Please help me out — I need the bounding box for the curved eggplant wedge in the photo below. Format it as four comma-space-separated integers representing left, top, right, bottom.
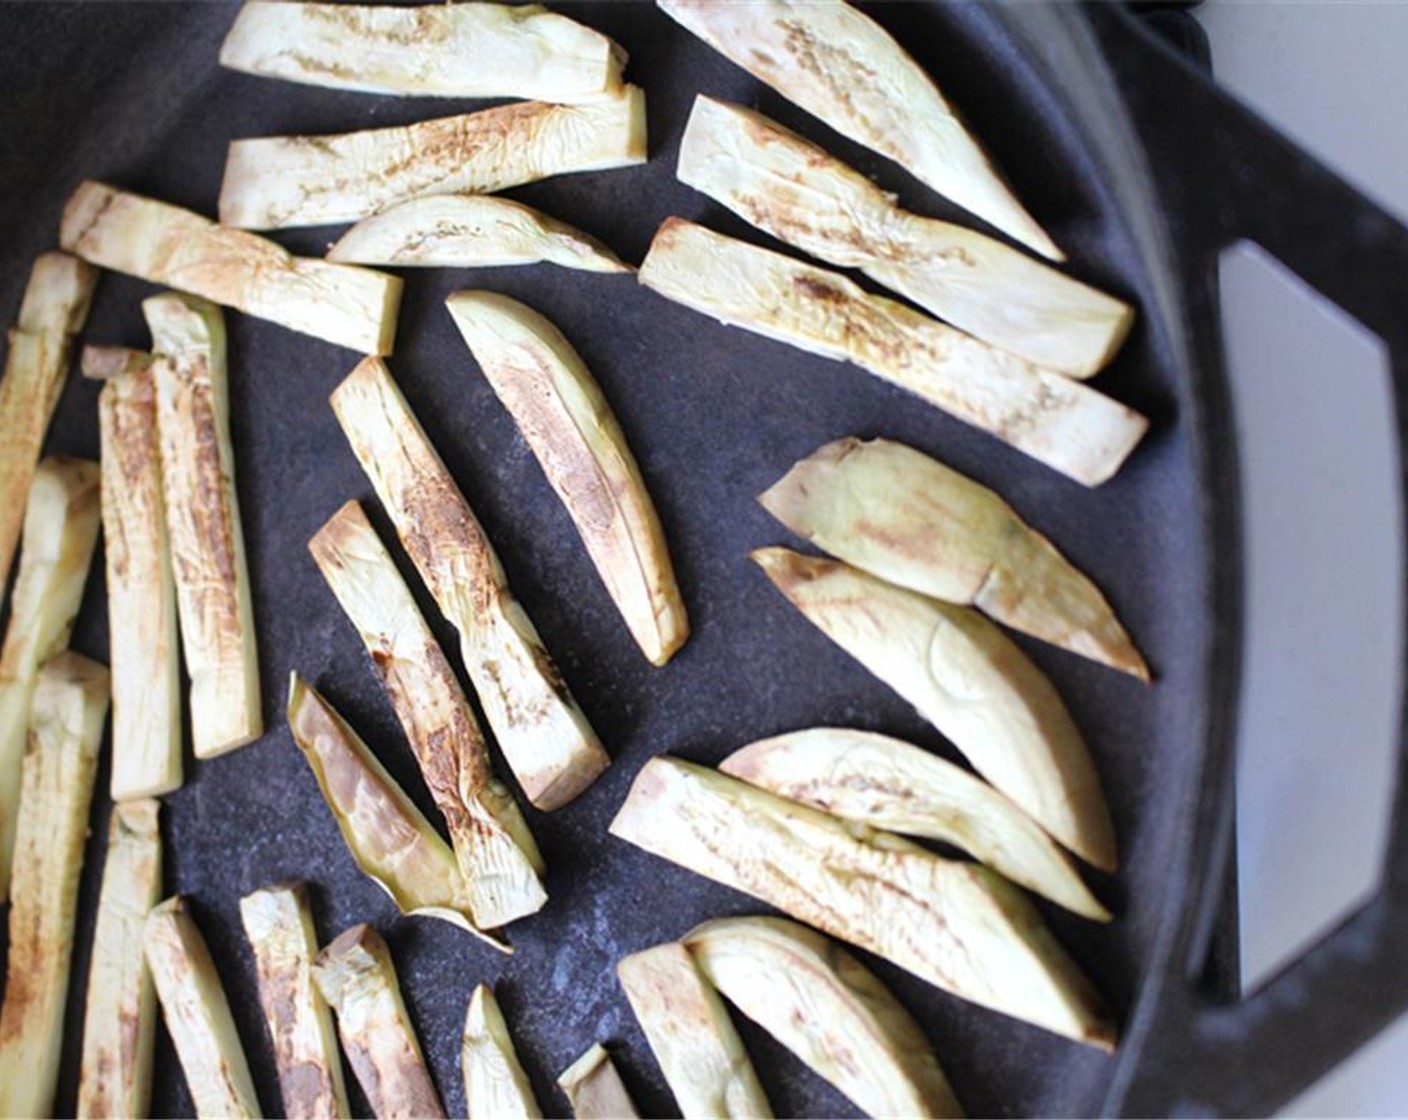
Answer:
760, 437, 1149, 681
330, 195, 630, 274
684, 916, 963, 1119
446, 292, 687, 667
609, 758, 1115, 1049
751, 548, 1116, 871
722, 728, 1110, 921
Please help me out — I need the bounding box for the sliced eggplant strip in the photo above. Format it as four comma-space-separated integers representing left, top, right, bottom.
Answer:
610, 758, 1114, 1049
331, 357, 608, 810
90, 346, 184, 800
314, 924, 446, 1120
309, 500, 546, 930
329, 195, 631, 274
558, 1044, 639, 1120
446, 291, 687, 666
685, 916, 962, 1119
77, 799, 163, 1120
656, 0, 1060, 260
220, 87, 647, 230
0, 653, 109, 1119
751, 548, 1116, 871
285, 672, 506, 949
144, 897, 263, 1120
145, 293, 262, 758
461, 983, 542, 1120
221, 1, 626, 102
0, 252, 97, 602
722, 728, 1109, 921
760, 436, 1149, 681
617, 941, 770, 1119
678, 97, 1131, 377
0, 456, 101, 902
61, 181, 401, 354
240, 882, 350, 1120
638, 219, 1145, 486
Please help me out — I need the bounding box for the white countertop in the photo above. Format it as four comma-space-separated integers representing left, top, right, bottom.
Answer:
1192, 4, 1407, 1114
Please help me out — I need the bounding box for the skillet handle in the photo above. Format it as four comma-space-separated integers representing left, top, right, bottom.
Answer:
1089, 9, 1408, 1116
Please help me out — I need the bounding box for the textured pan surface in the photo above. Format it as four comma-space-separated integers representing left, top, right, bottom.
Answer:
0, 3, 1210, 1116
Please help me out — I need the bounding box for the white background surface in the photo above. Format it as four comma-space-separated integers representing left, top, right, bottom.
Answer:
1191, 3, 1407, 1114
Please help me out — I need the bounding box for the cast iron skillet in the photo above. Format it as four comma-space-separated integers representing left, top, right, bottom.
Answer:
0, 2, 1404, 1116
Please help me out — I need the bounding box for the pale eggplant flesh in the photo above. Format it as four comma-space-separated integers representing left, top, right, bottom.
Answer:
751, 548, 1117, 871
445, 290, 688, 667
220, 87, 648, 231
759, 436, 1149, 681
677, 96, 1131, 377
143, 896, 263, 1119
220, 1, 627, 103
309, 499, 547, 931
656, 0, 1062, 260
637, 218, 1146, 487
721, 728, 1110, 921
461, 983, 543, 1120
616, 941, 772, 1119
557, 1044, 640, 1120
285, 672, 509, 950
684, 915, 964, 1119
609, 757, 1116, 1049
329, 194, 631, 274
0, 653, 110, 1119
314, 924, 446, 1120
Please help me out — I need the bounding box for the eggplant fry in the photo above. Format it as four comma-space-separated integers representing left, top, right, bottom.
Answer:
331, 357, 608, 810
0, 653, 110, 1119
638, 219, 1145, 487
220, 88, 647, 230
446, 291, 687, 666
145, 293, 262, 759
330, 195, 630, 274
314, 924, 446, 1120
722, 728, 1110, 921
0, 251, 97, 603
0, 457, 101, 902
684, 916, 962, 1119
759, 436, 1149, 681
610, 757, 1115, 1049
751, 548, 1116, 870
144, 897, 263, 1119
221, 1, 626, 102
87, 345, 184, 800
61, 181, 401, 354
240, 883, 350, 1120
309, 500, 546, 929
656, 0, 1061, 259
678, 97, 1131, 377
461, 983, 542, 1120
285, 672, 506, 949
557, 1044, 639, 1120
617, 941, 770, 1119
77, 799, 163, 1120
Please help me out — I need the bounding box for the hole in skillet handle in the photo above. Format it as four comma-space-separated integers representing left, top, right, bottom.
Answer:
1090, 7, 1408, 1117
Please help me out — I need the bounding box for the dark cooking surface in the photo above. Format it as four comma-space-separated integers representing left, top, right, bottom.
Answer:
0, 3, 1213, 1116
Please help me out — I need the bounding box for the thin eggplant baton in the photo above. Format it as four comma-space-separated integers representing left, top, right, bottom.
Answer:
446, 291, 688, 667
220, 1, 627, 103
331, 356, 609, 810
638, 218, 1146, 487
